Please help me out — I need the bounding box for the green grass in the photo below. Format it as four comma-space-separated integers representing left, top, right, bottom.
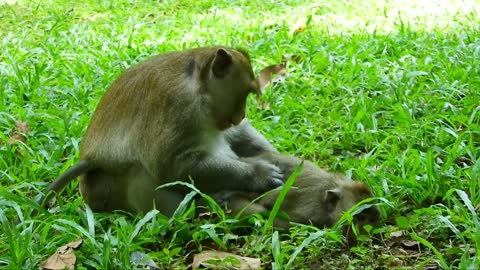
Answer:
1, 0, 480, 268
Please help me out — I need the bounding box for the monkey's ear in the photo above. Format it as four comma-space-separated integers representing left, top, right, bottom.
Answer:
324, 188, 341, 210
211, 48, 233, 78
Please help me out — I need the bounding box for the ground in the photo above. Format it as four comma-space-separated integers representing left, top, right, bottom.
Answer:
0, 0, 479, 269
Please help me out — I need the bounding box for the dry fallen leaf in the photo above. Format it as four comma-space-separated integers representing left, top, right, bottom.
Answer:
401, 240, 420, 248
8, 133, 26, 145
15, 120, 29, 133
258, 64, 286, 94
8, 120, 29, 145
390, 230, 404, 238
43, 238, 83, 270
192, 250, 261, 270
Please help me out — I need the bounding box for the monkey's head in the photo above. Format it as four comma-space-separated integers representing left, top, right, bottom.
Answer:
203, 48, 259, 130
328, 181, 381, 228
297, 181, 380, 229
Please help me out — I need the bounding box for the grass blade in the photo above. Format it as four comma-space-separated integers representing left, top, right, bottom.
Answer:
271, 231, 283, 270
129, 209, 160, 243
410, 233, 448, 269
286, 230, 325, 267
263, 161, 304, 234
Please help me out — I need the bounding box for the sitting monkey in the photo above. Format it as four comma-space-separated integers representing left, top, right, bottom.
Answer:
39, 47, 284, 217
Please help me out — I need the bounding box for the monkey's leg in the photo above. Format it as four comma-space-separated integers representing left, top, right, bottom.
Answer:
211, 190, 290, 229
80, 165, 184, 216
80, 168, 130, 212
177, 152, 283, 194
223, 119, 277, 157
124, 166, 185, 217
218, 192, 269, 216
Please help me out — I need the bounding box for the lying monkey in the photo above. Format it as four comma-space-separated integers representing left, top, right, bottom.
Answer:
210, 151, 381, 229
39, 47, 285, 216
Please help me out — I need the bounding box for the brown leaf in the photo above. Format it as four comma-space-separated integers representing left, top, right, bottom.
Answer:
43, 238, 83, 270
257, 64, 286, 94
15, 120, 29, 134
8, 120, 29, 145
192, 250, 261, 270
8, 133, 26, 145
66, 238, 83, 249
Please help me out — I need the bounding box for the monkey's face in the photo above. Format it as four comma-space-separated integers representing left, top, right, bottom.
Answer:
206, 48, 258, 130
306, 183, 380, 230
278, 186, 340, 229
344, 203, 381, 244
335, 183, 381, 228
352, 205, 381, 228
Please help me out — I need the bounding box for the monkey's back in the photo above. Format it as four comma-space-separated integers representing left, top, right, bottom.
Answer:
259, 152, 342, 188
80, 49, 213, 168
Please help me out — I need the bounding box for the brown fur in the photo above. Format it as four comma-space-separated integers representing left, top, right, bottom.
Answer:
213, 152, 381, 229
40, 47, 284, 216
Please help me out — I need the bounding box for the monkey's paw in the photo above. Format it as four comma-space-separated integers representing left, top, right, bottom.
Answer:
209, 191, 231, 206
271, 165, 284, 186
251, 160, 284, 191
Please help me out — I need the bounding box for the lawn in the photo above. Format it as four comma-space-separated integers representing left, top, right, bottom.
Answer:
1, 0, 479, 268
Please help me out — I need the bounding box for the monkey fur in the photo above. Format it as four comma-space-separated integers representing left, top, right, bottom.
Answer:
39, 47, 284, 216
211, 151, 381, 230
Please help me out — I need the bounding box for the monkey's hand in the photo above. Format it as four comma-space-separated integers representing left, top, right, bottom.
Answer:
209, 191, 235, 206
179, 153, 283, 193
241, 157, 284, 191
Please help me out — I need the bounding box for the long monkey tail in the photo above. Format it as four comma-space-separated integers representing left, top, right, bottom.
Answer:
39, 160, 95, 207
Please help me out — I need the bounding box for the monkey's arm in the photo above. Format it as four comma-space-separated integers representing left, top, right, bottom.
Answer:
175, 153, 283, 193
223, 119, 277, 157
211, 191, 269, 215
